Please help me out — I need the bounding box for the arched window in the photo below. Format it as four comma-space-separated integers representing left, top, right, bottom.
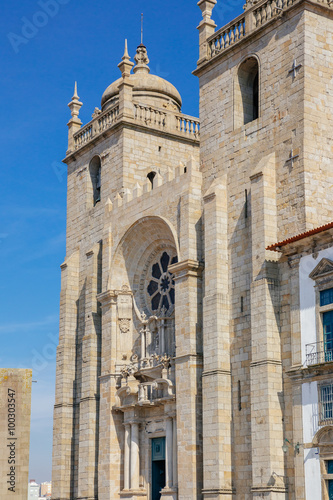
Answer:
89, 156, 101, 206
237, 57, 259, 126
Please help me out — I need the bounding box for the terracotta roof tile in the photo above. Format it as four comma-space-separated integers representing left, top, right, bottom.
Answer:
266, 221, 333, 252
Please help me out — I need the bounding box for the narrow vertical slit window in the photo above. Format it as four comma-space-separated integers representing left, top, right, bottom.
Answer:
238, 380, 242, 411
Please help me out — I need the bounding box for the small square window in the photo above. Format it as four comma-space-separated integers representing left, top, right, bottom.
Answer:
320, 288, 333, 306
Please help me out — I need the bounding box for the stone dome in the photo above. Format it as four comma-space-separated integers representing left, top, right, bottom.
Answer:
101, 44, 182, 112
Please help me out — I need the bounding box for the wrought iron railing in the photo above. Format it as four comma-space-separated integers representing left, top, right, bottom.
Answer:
306, 341, 333, 365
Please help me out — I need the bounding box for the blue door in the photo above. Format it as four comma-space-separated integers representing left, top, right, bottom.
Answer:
328, 461, 333, 499
151, 438, 165, 500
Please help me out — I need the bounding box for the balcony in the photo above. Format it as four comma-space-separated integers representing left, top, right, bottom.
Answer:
306, 341, 333, 366
71, 102, 200, 155
138, 379, 175, 405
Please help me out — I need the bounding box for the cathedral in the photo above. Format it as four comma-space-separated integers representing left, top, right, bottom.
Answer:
52, 0, 333, 499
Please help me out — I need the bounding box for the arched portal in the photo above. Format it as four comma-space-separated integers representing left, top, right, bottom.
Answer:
111, 216, 180, 314
313, 426, 333, 500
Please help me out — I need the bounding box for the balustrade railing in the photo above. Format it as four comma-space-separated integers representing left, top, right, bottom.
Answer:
306, 341, 333, 365
176, 115, 200, 137
72, 102, 199, 153
74, 104, 119, 150
138, 382, 162, 402
134, 104, 167, 128
97, 105, 119, 133
208, 14, 246, 57
74, 123, 93, 149
206, 0, 333, 61
138, 379, 174, 404
252, 0, 297, 27
253, 0, 277, 27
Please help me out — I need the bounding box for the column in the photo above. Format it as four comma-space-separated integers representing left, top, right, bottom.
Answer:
130, 422, 140, 491
124, 423, 131, 491
160, 318, 165, 355
165, 417, 173, 488
172, 417, 178, 488
140, 327, 146, 359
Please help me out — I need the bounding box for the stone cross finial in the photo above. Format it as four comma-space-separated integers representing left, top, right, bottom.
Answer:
133, 44, 150, 74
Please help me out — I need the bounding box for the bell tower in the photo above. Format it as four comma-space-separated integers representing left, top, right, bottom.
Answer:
52, 39, 201, 500
195, 0, 333, 498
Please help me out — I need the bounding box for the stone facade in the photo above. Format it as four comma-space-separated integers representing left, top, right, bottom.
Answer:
0, 368, 32, 500
52, 0, 333, 498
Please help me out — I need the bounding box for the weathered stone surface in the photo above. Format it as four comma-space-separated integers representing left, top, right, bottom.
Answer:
52, 2, 333, 497
0, 369, 32, 500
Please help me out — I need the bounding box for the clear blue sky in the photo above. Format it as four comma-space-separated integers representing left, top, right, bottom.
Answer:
0, 0, 243, 484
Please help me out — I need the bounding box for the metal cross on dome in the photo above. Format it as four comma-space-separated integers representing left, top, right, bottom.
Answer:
141, 13, 144, 45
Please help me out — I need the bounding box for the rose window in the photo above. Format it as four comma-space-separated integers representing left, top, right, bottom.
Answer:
147, 251, 177, 312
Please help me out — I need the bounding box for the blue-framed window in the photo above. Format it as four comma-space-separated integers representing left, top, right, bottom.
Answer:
320, 288, 333, 306
323, 311, 333, 362
321, 383, 333, 422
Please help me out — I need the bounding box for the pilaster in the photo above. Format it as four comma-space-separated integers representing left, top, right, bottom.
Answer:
78, 243, 102, 499
202, 176, 233, 500
169, 259, 203, 500
286, 256, 305, 498
249, 156, 287, 499
97, 290, 122, 500
289, 256, 302, 369
52, 250, 80, 500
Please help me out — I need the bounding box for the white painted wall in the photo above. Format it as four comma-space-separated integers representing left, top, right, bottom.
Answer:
299, 248, 333, 364
302, 381, 319, 443
304, 448, 321, 500
302, 382, 321, 500
299, 248, 333, 500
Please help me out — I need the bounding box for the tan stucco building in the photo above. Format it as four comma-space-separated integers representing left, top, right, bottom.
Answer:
52, 0, 333, 498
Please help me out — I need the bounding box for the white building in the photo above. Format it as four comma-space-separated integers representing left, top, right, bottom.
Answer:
28, 479, 39, 500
